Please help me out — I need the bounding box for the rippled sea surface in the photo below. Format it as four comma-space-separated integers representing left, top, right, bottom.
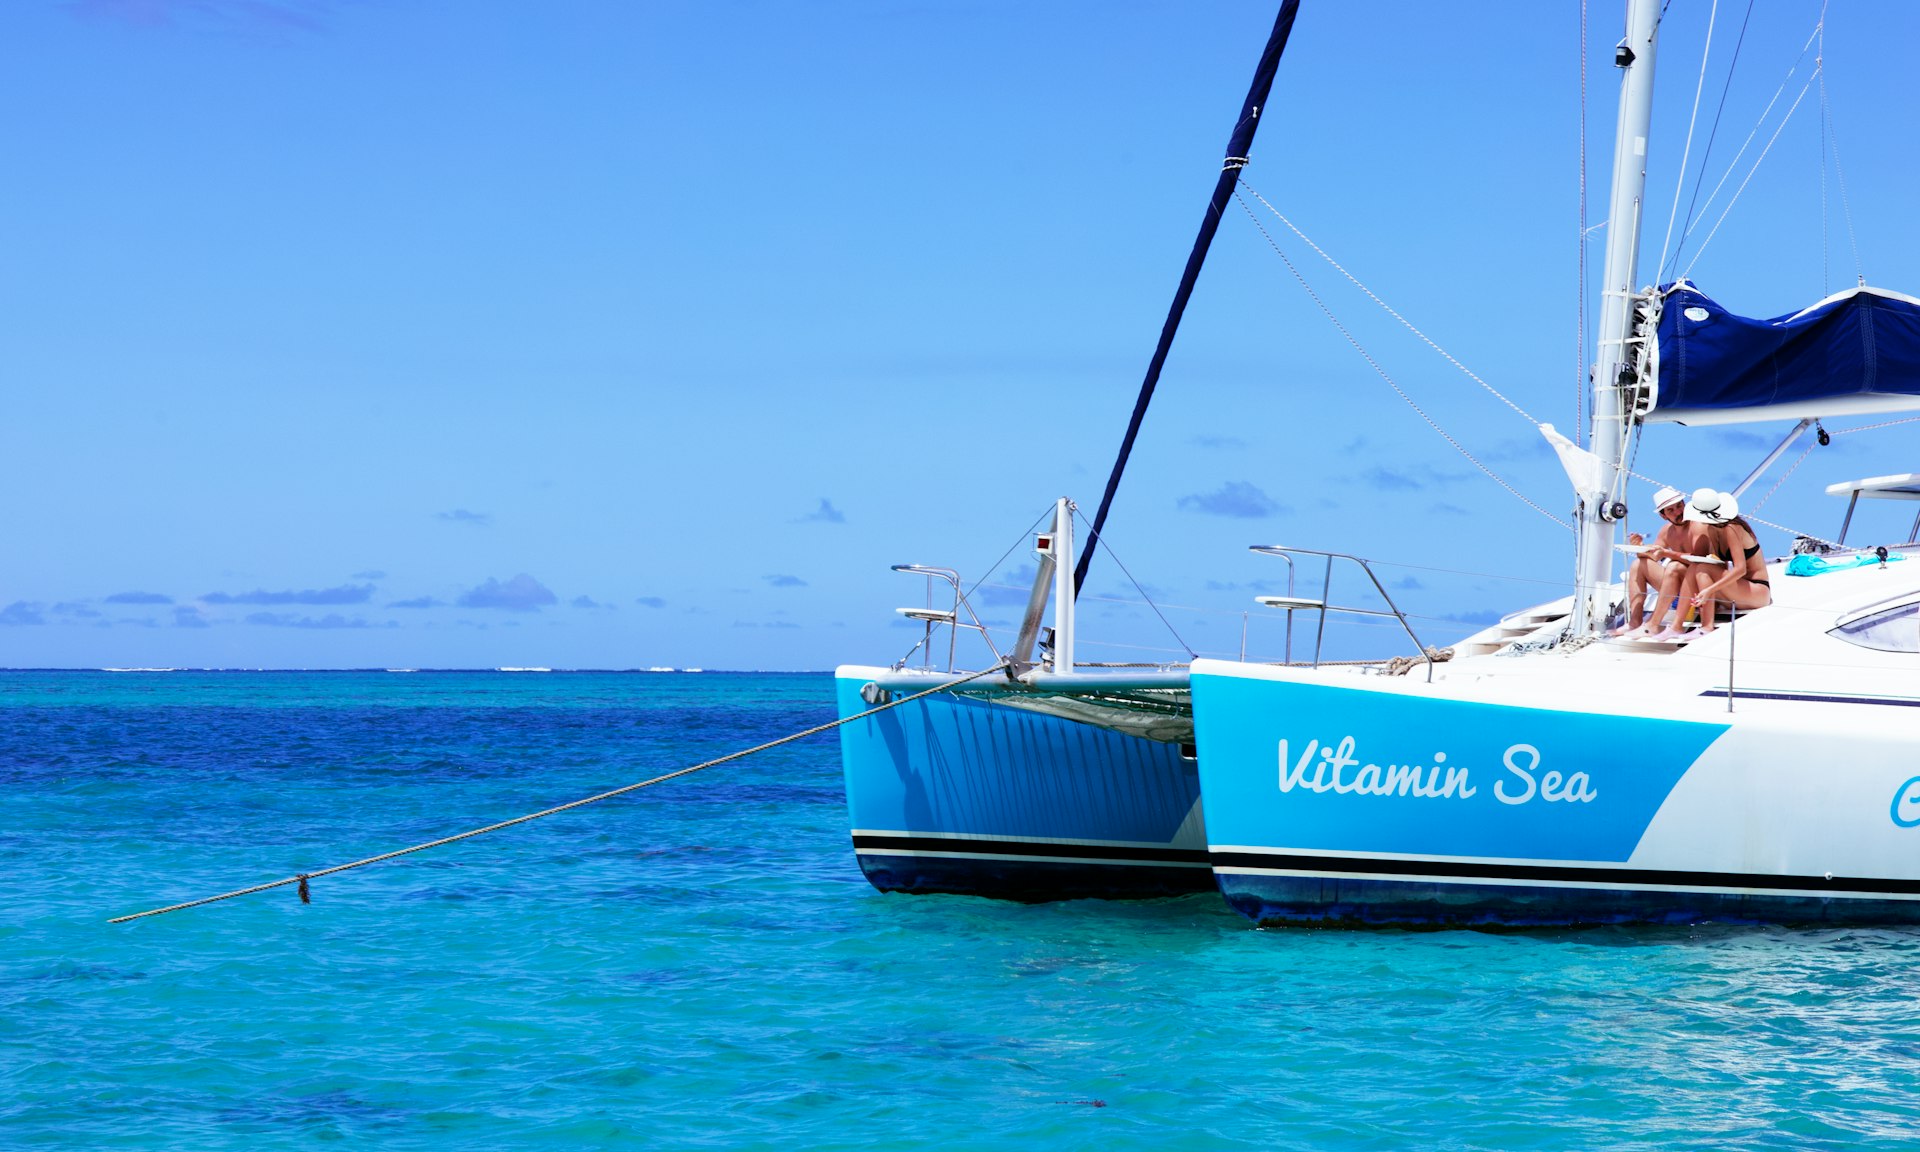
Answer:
7, 670, 1920, 1149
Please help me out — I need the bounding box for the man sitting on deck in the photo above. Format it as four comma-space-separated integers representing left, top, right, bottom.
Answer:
1613, 486, 1702, 636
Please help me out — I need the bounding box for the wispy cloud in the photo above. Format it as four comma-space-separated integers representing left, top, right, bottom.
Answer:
1363, 464, 1473, 490
388, 596, 445, 609
436, 509, 493, 527
245, 612, 392, 629
66, 0, 331, 33
0, 602, 46, 626
570, 595, 616, 610
1177, 481, 1286, 519
106, 591, 173, 604
733, 620, 801, 629
1392, 576, 1426, 591
1362, 466, 1422, 491
457, 574, 557, 611
799, 498, 846, 524
1441, 609, 1503, 626
1189, 434, 1247, 450
1710, 429, 1781, 452
52, 602, 103, 618
635, 596, 667, 609
173, 605, 212, 629
352, 570, 387, 581
977, 563, 1038, 606
203, 584, 373, 606
1427, 502, 1470, 517
1479, 437, 1553, 463
764, 574, 808, 588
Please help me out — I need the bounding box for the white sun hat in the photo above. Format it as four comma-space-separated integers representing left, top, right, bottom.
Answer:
1684, 487, 1739, 525
1652, 486, 1686, 511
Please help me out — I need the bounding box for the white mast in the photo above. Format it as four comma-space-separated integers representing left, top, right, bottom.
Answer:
1574, 0, 1661, 635
1050, 497, 1076, 671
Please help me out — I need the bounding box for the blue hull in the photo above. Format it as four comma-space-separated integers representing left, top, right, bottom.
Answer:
836, 672, 1210, 901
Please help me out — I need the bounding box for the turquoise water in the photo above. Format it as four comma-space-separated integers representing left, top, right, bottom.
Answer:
6, 670, 1920, 1148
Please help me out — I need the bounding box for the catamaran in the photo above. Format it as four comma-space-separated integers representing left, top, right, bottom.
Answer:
1192, 0, 1920, 926
839, 0, 1920, 925
833, 2, 1306, 901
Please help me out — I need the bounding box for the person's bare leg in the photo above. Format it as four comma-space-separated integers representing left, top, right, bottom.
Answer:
1614, 560, 1651, 635
1694, 568, 1721, 633
1639, 565, 1681, 634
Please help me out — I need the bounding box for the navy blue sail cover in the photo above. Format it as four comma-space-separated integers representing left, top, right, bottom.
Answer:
1654, 282, 1920, 413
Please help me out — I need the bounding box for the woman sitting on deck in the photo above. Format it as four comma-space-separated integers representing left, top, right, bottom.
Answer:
1681, 489, 1771, 635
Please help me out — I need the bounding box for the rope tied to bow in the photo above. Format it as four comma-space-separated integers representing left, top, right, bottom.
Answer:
111, 664, 1010, 924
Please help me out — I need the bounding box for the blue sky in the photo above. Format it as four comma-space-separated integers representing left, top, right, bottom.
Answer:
5, 0, 1920, 669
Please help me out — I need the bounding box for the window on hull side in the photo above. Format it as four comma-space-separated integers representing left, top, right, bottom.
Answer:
1831, 599, 1920, 653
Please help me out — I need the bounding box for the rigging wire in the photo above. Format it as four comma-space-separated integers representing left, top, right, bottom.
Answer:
1681, 64, 1820, 279
1678, 18, 1825, 278
1575, 0, 1589, 449
1624, 413, 1920, 544
889, 502, 1051, 671
1819, 37, 1829, 294
1673, 15, 1817, 261
1832, 415, 1920, 438
1071, 507, 1196, 658
1235, 179, 1543, 427
1663, 0, 1755, 281
1815, 8, 1863, 288
1746, 438, 1818, 514
1230, 188, 1571, 532
1615, 457, 1820, 545
1631, 472, 1820, 543
960, 503, 1055, 605
1656, 0, 1720, 279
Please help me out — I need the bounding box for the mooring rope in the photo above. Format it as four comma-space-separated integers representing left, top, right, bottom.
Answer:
109, 663, 1011, 924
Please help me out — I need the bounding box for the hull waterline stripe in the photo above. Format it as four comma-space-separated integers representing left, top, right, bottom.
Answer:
1208, 850, 1920, 897
857, 848, 1211, 870
853, 833, 1208, 867
1696, 688, 1920, 708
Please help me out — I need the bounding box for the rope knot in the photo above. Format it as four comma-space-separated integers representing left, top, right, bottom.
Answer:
296, 874, 311, 904
1222, 156, 1250, 172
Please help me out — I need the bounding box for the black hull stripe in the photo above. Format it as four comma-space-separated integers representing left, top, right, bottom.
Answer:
852, 833, 1208, 866
1697, 688, 1920, 708
1209, 850, 1920, 897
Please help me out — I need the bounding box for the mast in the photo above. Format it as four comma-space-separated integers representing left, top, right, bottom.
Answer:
1574, 0, 1661, 636
1073, 0, 1303, 599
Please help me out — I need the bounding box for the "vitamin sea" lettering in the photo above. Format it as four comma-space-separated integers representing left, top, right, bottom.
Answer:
1276, 737, 1598, 806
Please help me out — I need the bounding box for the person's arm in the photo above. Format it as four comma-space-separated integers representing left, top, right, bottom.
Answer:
1692, 529, 1755, 603
1648, 524, 1691, 562
1692, 572, 1738, 604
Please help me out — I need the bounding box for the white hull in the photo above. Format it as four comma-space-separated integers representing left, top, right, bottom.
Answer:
1190, 557, 1920, 925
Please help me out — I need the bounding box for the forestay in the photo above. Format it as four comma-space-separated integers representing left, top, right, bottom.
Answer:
1644, 281, 1920, 426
